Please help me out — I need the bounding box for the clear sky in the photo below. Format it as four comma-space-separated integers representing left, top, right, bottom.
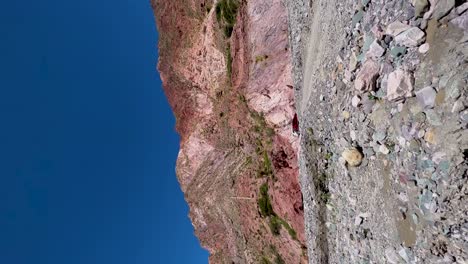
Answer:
0, 1, 208, 263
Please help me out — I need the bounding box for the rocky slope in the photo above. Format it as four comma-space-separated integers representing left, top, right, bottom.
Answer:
153, 0, 307, 263
288, 0, 467, 263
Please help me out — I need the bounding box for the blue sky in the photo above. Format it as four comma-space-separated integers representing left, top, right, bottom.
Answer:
0, 1, 208, 263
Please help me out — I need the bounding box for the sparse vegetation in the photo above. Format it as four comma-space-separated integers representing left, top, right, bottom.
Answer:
269, 216, 281, 235
261, 151, 273, 177
278, 218, 297, 240
255, 54, 269, 63
215, 0, 239, 37
258, 183, 274, 217
317, 173, 331, 204
368, 94, 380, 101
260, 256, 271, 264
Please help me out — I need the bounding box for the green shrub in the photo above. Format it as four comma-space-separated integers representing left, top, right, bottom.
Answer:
260, 256, 271, 264
215, 0, 239, 37
258, 183, 274, 217
274, 254, 285, 264
269, 216, 281, 235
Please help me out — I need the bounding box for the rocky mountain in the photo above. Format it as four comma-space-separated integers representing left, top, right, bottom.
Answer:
153, 0, 468, 262
153, 0, 307, 263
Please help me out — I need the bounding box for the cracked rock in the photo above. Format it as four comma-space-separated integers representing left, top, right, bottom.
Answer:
395, 27, 426, 47
386, 69, 414, 101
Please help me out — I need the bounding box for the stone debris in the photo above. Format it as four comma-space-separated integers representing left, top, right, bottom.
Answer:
433, 0, 456, 20
386, 69, 414, 101
395, 27, 425, 47
354, 59, 380, 92
287, 0, 468, 262
366, 40, 385, 59
351, 95, 361, 107
451, 11, 468, 32
418, 43, 430, 53
413, 0, 429, 17
415, 86, 437, 108
385, 21, 412, 36
342, 148, 363, 167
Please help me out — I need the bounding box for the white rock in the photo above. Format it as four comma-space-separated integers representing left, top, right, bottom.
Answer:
432, 152, 447, 164
385, 248, 401, 264
386, 69, 414, 101
415, 86, 437, 108
385, 21, 412, 36
451, 100, 464, 113
379, 144, 390, 154
395, 27, 425, 47
352, 95, 361, 107
350, 130, 357, 141
354, 216, 363, 226
349, 52, 358, 72
418, 129, 425, 138
398, 136, 406, 146
418, 43, 430, 53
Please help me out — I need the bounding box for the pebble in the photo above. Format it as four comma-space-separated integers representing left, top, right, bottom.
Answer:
451, 100, 464, 113
343, 111, 351, 119
352, 95, 361, 107
418, 43, 430, 53
415, 86, 437, 108
379, 144, 390, 154
424, 129, 436, 144
372, 130, 387, 142
461, 110, 468, 122
342, 148, 364, 167
354, 216, 363, 226
350, 130, 357, 141
447, 77, 462, 100
425, 109, 442, 126
349, 52, 358, 71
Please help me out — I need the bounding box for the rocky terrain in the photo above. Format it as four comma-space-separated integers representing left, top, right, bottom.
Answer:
153, 0, 467, 262
287, 0, 468, 263
153, 0, 307, 263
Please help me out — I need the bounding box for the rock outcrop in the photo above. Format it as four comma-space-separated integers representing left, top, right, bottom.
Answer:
152, 0, 306, 263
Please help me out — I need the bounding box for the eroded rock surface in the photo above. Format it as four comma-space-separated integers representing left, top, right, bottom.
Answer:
153, 0, 306, 263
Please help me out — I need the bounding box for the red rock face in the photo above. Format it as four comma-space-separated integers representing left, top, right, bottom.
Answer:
153, 0, 306, 263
